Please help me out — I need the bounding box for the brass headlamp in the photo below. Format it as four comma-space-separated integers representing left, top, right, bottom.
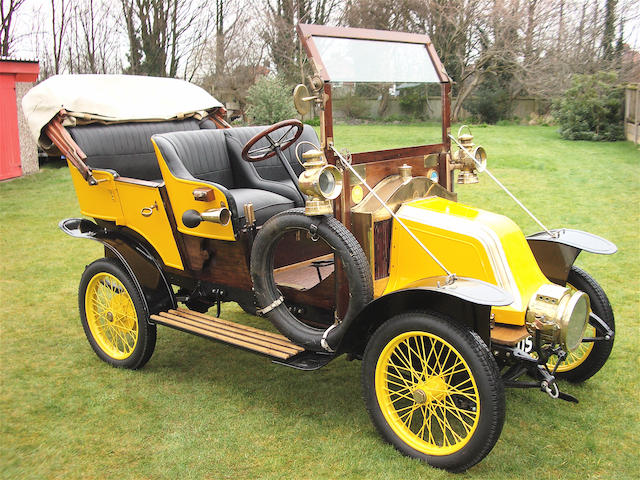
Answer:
450, 126, 487, 184
525, 283, 590, 351
298, 149, 343, 216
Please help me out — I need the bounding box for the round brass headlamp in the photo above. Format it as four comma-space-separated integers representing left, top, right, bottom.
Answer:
525, 284, 590, 352
298, 149, 343, 215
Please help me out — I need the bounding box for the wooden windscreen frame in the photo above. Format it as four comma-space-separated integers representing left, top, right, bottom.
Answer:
296, 23, 453, 190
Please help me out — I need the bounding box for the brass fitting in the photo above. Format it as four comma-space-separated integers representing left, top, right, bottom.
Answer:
525, 283, 590, 351
450, 126, 487, 184
298, 149, 343, 216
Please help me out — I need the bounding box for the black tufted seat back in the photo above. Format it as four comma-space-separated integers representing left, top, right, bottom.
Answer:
68, 118, 216, 181
153, 129, 235, 187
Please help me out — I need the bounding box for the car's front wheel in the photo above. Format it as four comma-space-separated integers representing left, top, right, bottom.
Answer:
547, 266, 615, 382
362, 311, 504, 472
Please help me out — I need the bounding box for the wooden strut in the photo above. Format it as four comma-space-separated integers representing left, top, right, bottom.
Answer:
44, 112, 96, 184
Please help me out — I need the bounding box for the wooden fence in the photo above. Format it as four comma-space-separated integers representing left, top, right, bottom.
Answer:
625, 84, 639, 144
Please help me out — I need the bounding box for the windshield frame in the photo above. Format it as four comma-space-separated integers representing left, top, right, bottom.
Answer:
297, 23, 453, 222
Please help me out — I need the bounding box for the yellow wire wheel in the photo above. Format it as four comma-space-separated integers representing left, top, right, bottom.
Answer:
363, 312, 504, 472
548, 266, 615, 382
79, 258, 156, 369
375, 331, 480, 455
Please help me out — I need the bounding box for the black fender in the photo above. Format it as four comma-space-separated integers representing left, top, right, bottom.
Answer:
527, 229, 617, 285
59, 218, 176, 317
337, 276, 513, 356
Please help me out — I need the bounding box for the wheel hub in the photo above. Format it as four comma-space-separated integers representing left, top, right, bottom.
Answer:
106, 311, 114, 322
412, 376, 448, 404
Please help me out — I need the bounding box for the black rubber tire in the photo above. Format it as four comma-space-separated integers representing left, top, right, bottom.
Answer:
79, 258, 156, 369
362, 311, 505, 473
237, 299, 257, 316
250, 208, 373, 351
555, 266, 615, 383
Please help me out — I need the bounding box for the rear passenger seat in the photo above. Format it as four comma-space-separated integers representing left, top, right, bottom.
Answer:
68, 118, 217, 182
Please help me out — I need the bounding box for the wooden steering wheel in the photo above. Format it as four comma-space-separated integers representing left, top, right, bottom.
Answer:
241, 119, 304, 162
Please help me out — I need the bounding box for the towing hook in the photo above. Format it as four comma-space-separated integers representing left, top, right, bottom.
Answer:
541, 380, 559, 399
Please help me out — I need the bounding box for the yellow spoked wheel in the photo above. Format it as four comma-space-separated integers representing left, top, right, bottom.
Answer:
547, 266, 614, 382
375, 331, 479, 456
363, 312, 504, 472
79, 258, 156, 369
546, 326, 595, 373
85, 272, 139, 359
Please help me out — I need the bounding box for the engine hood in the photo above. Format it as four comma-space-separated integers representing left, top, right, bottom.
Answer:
384, 196, 550, 325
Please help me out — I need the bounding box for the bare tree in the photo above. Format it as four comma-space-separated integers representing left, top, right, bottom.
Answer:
262, 0, 340, 83
198, 0, 269, 114
1, 0, 27, 56
66, 1, 121, 74
51, 0, 71, 74
120, 0, 212, 78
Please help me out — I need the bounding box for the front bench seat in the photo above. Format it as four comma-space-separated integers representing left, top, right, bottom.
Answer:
224, 125, 321, 207
152, 129, 295, 230
68, 118, 216, 181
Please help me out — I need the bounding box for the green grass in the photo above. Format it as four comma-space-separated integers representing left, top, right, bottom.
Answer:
1, 125, 639, 479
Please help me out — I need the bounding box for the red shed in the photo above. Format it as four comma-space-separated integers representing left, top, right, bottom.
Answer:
0, 58, 40, 181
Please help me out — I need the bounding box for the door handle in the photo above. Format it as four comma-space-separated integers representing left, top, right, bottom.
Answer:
141, 201, 158, 217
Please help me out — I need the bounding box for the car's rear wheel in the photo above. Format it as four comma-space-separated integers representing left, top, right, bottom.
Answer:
79, 258, 156, 369
362, 311, 504, 472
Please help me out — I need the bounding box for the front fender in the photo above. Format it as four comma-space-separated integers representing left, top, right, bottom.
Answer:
338, 276, 512, 356
59, 218, 176, 316
527, 229, 616, 284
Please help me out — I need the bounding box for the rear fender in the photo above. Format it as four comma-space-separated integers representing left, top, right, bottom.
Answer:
527, 229, 616, 284
59, 218, 176, 317
338, 276, 512, 356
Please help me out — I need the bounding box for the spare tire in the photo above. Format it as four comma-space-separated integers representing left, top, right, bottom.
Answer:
250, 208, 373, 351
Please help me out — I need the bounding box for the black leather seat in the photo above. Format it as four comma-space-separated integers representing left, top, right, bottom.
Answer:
68, 118, 216, 181
152, 129, 295, 229
224, 125, 320, 206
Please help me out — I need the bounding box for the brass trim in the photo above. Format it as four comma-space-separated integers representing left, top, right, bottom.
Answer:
348, 164, 366, 185
424, 153, 438, 168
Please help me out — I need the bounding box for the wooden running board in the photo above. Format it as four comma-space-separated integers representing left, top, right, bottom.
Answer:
150, 308, 305, 360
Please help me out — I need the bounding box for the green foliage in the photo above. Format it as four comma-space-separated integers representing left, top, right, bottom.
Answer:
465, 80, 512, 124
303, 117, 321, 126
245, 76, 296, 125
334, 93, 369, 120
552, 72, 624, 141
399, 85, 429, 119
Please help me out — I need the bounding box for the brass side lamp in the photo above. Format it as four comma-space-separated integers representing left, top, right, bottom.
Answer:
298, 149, 343, 216
450, 125, 487, 184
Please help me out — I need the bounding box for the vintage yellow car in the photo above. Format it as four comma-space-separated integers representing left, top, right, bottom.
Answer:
22, 24, 616, 472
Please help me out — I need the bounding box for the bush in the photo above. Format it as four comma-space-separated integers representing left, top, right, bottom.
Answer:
464, 80, 512, 124
334, 93, 369, 120
246, 76, 297, 124
552, 72, 624, 141
399, 85, 429, 119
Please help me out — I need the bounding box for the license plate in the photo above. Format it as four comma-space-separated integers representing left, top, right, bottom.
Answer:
516, 336, 534, 353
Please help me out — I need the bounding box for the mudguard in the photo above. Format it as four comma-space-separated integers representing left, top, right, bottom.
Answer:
338, 276, 513, 356
527, 229, 616, 285
59, 218, 176, 316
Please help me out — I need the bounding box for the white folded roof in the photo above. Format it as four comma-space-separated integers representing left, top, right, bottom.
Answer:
22, 74, 223, 145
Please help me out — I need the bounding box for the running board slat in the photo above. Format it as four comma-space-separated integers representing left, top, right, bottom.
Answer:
150, 308, 305, 360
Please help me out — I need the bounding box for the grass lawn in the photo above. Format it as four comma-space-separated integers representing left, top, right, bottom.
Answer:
1, 124, 639, 479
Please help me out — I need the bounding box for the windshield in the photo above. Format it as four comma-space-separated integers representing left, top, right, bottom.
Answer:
298, 24, 450, 158
312, 36, 440, 84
